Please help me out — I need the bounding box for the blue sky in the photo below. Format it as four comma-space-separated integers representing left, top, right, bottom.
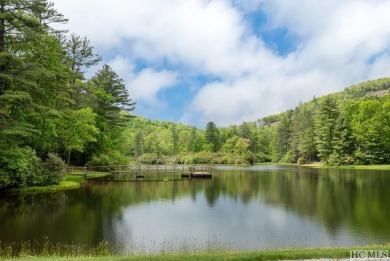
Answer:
53, 0, 390, 127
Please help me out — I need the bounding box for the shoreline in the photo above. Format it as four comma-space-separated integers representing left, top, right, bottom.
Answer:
2, 244, 389, 261
3, 173, 111, 194
3, 163, 389, 194
299, 164, 390, 170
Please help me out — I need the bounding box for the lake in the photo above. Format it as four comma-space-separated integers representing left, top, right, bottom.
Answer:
0, 165, 389, 253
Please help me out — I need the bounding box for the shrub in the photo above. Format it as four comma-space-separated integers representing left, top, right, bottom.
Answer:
256, 152, 272, 163
297, 156, 310, 165
164, 156, 179, 164
136, 153, 159, 164
0, 147, 41, 189
41, 153, 66, 185
280, 151, 294, 163
87, 154, 112, 166
87, 152, 129, 166
0, 170, 11, 189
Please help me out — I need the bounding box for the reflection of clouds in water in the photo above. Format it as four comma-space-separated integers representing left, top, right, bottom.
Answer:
111, 212, 133, 248
268, 208, 287, 230
110, 192, 360, 253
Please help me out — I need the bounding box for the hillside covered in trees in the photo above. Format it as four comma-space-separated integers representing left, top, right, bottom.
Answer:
124, 78, 389, 166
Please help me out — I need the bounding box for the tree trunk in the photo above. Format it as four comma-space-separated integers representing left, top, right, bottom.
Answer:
0, 2, 6, 128
67, 149, 71, 166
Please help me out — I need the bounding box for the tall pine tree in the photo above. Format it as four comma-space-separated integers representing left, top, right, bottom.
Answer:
314, 97, 339, 163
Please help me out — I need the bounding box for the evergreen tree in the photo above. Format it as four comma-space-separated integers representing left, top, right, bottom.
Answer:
314, 97, 339, 163
171, 124, 178, 155
65, 34, 101, 85
290, 106, 316, 163
0, 0, 67, 146
273, 112, 292, 162
133, 131, 143, 157
329, 112, 355, 165
83, 65, 135, 164
205, 121, 220, 152
89, 64, 135, 128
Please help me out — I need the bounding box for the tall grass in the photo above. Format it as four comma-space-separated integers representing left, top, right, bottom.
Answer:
0, 238, 114, 259
1, 237, 389, 260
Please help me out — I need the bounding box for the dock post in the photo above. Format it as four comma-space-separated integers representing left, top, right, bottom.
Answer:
83, 166, 87, 180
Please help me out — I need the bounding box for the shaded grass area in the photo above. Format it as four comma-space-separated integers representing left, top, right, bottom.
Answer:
10, 181, 81, 193
6, 173, 111, 194
301, 164, 390, 170
2, 244, 389, 261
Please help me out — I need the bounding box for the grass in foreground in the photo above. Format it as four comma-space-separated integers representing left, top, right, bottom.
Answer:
1, 243, 389, 261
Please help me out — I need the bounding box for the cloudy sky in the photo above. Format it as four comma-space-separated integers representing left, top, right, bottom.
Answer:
52, 0, 390, 127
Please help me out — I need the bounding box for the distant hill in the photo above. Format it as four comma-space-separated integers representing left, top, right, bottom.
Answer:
259, 77, 390, 125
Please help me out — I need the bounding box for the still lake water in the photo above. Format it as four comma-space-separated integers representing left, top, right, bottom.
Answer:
1, 165, 389, 253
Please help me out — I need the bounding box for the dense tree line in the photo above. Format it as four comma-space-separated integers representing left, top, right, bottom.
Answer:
124, 116, 272, 165
126, 78, 390, 166
272, 78, 390, 165
0, 1, 134, 189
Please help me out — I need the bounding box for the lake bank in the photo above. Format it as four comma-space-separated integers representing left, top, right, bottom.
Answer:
2, 244, 389, 261
300, 164, 390, 170
4, 173, 111, 194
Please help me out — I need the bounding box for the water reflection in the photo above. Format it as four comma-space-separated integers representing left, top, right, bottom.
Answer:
0, 165, 389, 252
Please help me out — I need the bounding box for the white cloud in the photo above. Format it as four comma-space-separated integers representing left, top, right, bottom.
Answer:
53, 0, 390, 126
107, 55, 177, 104
127, 69, 177, 103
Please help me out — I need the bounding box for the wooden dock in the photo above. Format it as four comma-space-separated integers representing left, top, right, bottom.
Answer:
78, 165, 212, 181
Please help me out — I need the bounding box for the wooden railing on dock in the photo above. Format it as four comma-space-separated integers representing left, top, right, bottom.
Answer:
68, 165, 212, 180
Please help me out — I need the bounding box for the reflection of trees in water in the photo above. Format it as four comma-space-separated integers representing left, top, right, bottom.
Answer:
210, 167, 390, 237
0, 192, 68, 242
1, 167, 389, 246
92, 170, 389, 240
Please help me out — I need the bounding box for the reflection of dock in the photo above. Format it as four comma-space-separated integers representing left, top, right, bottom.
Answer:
79, 165, 212, 181
181, 167, 212, 179
181, 173, 212, 178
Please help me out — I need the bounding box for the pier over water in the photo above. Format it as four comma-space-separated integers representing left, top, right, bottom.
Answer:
69, 165, 212, 181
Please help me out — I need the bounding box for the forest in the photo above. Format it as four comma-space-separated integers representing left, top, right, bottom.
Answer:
124, 78, 390, 167
0, 1, 134, 189
0, 1, 389, 190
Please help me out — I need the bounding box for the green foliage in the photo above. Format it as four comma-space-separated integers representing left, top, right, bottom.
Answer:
205, 121, 221, 152
272, 112, 292, 162
0, 0, 387, 191
0, 2, 136, 189
59, 107, 99, 153
41, 153, 66, 185
314, 96, 339, 163
0, 148, 66, 189
65, 33, 102, 84
350, 98, 390, 164
87, 151, 129, 166
0, 147, 41, 189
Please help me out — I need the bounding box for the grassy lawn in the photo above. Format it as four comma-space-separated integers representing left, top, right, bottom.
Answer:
301, 164, 390, 170
4, 244, 390, 261
11, 180, 81, 193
